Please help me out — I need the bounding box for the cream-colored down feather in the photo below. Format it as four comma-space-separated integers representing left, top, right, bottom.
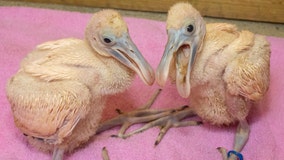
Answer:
6, 10, 154, 156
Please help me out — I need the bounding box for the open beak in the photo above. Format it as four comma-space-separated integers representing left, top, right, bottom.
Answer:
156, 29, 198, 98
109, 33, 155, 85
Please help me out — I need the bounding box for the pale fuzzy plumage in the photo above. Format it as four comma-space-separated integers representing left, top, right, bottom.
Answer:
90, 3, 271, 160
167, 2, 202, 30
151, 3, 271, 158
191, 25, 270, 125
6, 9, 151, 155
86, 10, 128, 37
166, 2, 270, 125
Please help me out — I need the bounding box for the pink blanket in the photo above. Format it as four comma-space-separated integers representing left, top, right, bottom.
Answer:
1, 7, 283, 160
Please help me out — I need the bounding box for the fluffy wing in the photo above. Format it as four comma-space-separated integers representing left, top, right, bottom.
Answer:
6, 39, 97, 144
21, 38, 97, 82
6, 71, 92, 144
223, 31, 270, 101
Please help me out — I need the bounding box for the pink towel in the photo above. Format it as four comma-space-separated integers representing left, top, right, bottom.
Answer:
1, 7, 283, 160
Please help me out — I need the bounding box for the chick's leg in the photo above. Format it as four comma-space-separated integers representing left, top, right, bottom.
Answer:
218, 119, 250, 160
134, 105, 201, 146
52, 147, 64, 160
97, 89, 202, 145
96, 89, 163, 136
234, 120, 250, 153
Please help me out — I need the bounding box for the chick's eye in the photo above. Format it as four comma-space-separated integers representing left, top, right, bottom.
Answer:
187, 24, 194, 33
103, 38, 112, 44
101, 35, 116, 45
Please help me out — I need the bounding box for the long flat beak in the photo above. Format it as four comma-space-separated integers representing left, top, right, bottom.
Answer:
156, 29, 198, 98
110, 34, 155, 85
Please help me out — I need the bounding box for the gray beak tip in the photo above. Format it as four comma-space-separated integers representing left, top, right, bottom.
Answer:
155, 67, 168, 87
145, 69, 155, 86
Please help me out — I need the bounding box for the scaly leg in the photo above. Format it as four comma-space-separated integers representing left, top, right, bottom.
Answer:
121, 105, 201, 145
52, 147, 64, 160
97, 89, 202, 145
218, 119, 250, 160
96, 89, 164, 135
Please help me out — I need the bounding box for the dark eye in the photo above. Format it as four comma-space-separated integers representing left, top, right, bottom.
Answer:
103, 38, 112, 44
187, 24, 194, 33
101, 35, 116, 45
